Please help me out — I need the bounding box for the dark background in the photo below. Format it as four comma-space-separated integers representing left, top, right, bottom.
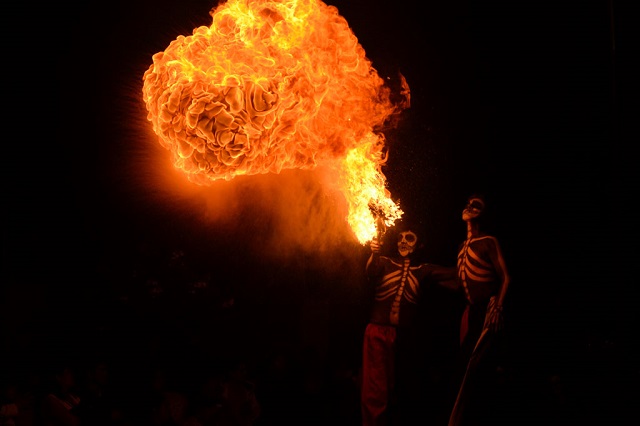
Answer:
4, 0, 637, 424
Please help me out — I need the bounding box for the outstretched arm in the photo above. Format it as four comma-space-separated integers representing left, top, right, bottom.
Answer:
435, 277, 461, 292
429, 265, 460, 292
365, 238, 382, 277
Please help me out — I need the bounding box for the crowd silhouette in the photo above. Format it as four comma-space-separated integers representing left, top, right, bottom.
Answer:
2, 237, 637, 426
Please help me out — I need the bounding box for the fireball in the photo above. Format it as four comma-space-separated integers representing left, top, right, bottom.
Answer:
142, 0, 409, 244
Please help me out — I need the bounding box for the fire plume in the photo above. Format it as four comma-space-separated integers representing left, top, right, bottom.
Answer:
142, 0, 409, 244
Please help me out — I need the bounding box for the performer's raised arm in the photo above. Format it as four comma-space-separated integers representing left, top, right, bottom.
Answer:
365, 237, 382, 276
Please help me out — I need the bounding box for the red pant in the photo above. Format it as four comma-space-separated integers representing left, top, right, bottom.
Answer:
361, 323, 397, 426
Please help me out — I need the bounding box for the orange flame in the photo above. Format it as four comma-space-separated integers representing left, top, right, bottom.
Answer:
142, 0, 409, 244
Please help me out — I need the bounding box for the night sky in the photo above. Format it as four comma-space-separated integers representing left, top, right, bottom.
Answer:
4, 0, 637, 419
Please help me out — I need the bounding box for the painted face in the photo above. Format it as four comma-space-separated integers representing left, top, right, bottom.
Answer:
397, 231, 418, 257
462, 197, 485, 221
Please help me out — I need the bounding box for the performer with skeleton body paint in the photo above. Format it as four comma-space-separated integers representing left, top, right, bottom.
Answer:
361, 221, 456, 426
448, 194, 511, 426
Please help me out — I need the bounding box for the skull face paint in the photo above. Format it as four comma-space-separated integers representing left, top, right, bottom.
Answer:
397, 231, 418, 257
462, 197, 485, 221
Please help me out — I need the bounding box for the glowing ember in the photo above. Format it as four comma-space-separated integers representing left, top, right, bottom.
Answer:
142, 0, 409, 244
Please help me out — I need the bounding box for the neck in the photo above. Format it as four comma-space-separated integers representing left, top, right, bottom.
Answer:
466, 222, 479, 239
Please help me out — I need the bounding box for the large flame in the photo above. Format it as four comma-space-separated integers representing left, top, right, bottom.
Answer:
142, 0, 409, 244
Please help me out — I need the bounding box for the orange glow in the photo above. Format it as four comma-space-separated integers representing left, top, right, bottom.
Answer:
142, 0, 409, 244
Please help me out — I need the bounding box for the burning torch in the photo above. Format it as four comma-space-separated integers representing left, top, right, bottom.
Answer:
369, 202, 388, 243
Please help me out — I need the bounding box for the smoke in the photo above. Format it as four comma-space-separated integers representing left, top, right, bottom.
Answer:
189, 167, 361, 263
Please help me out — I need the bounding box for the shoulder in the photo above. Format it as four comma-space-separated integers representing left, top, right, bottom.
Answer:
473, 235, 500, 246
413, 262, 439, 272
472, 235, 505, 255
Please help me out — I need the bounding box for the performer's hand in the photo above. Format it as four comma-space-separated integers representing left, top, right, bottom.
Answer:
370, 238, 381, 254
488, 305, 504, 332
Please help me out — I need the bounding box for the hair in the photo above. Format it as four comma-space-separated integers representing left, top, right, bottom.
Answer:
393, 216, 424, 242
